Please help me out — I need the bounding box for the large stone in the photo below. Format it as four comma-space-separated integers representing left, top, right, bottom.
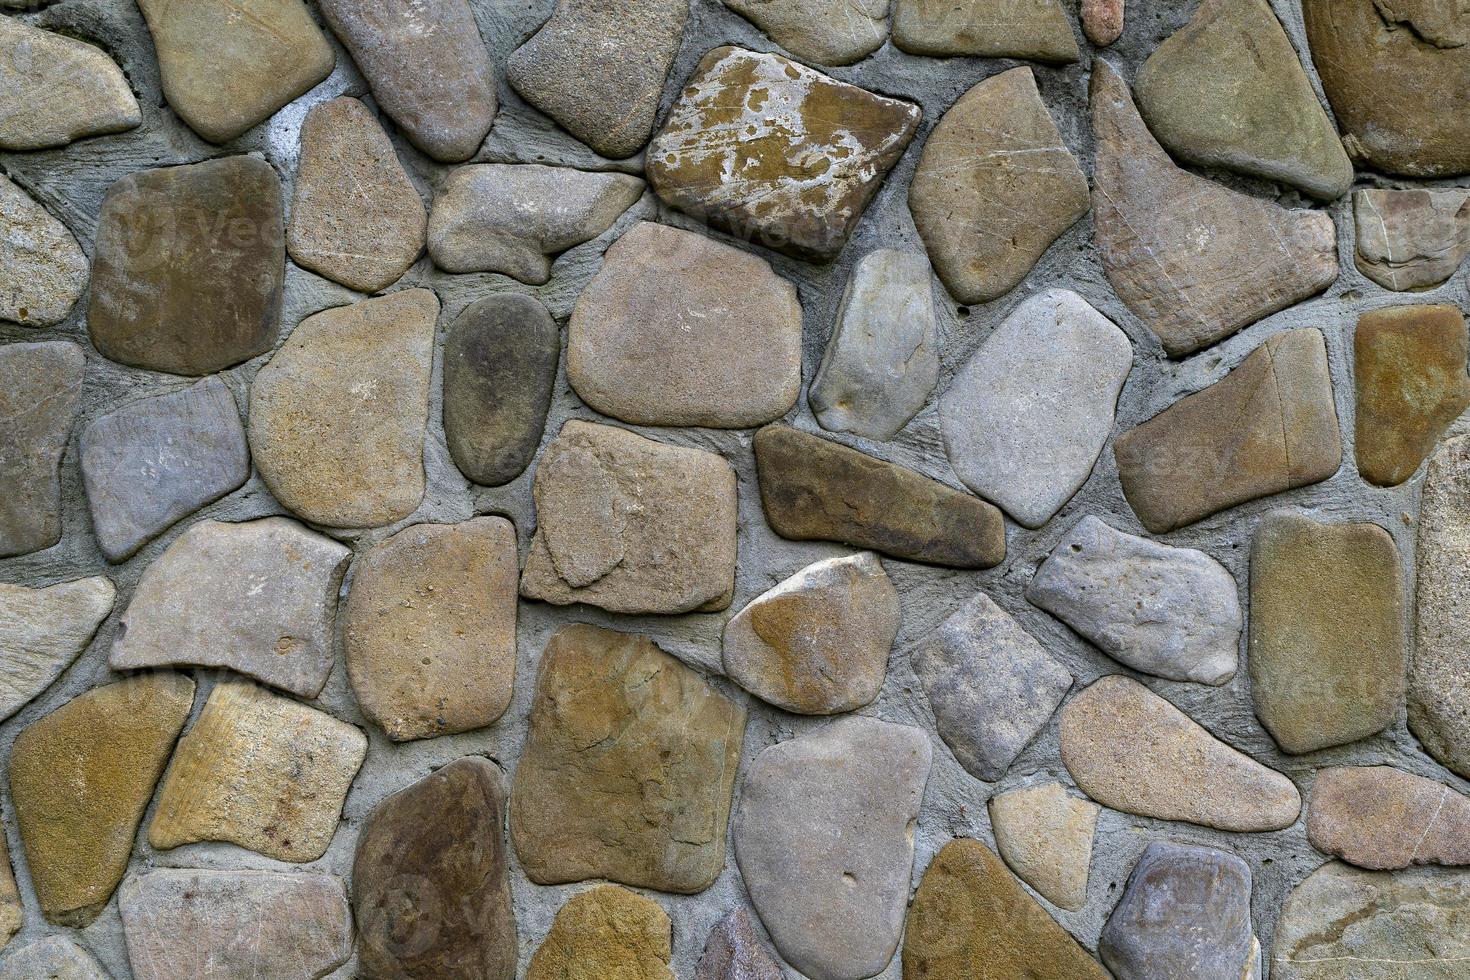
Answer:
0, 576, 114, 723
1354, 189, 1470, 292
1083, 0, 1125, 46
249, 288, 438, 528
0, 17, 140, 150
0, 342, 84, 557
988, 782, 1099, 912
0, 938, 108, 980
1091, 61, 1338, 357
723, 0, 887, 65
526, 886, 673, 980
647, 47, 921, 261
510, 625, 745, 894
695, 909, 784, 980
1308, 767, 1470, 871
1114, 329, 1342, 534
892, 0, 1080, 61
1060, 675, 1302, 832
520, 421, 739, 614
0, 175, 87, 327
909, 69, 1090, 305
567, 222, 802, 427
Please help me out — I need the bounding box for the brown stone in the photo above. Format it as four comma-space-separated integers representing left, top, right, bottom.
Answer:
0, 342, 84, 558
1354, 189, 1470, 292
695, 909, 784, 980
1308, 767, 1470, 871
527, 886, 672, 980
0, 834, 20, 951
1083, 0, 1124, 45
722, 0, 887, 66
892, 0, 1080, 62
1413, 436, 1470, 780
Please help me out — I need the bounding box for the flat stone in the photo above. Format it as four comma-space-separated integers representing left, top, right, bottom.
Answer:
79, 377, 250, 562
344, 518, 519, 741
1114, 328, 1342, 534
442, 294, 559, 486
109, 517, 350, 698
754, 424, 1007, 569
939, 289, 1131, 528
288, 97, 426, 294
567, 222, 802, 428
527, 886, 672, 980
892, 0, 1080, 61
723, 0, 887, 65
1060, 676, 1302, 832
1354, 189, 1470, 292
695, 909, 784, 980
0, 938, 108, 980
354, 757, 516, 979
0, 342, 84, 557
427, 164, 644, 283
1091, 61, 1338, 357
909, 69, 1090, 305
0, 576, 114, 723
520, 421, 739, 614
249, 288, 438, 528
647, 47, 921, 261
0, 17, 140, 150
1083, 0, 1125, 45
988, 782, 1099, 912
89, 157, 284, 375
734, 716, 930, 980
10, 673, 195, 926
810, 249, 938, 441
1308, 767, 1470, 871
510, 625, 745, 893
0, 175, 87, 327
148, 680, 367, 863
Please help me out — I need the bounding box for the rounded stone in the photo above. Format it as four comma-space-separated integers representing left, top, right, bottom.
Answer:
527, 886, 672, 980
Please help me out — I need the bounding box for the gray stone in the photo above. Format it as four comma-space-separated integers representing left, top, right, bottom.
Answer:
722, 0, 886, 66
0, 577, 114, 724
0, 938, 109, 980
892, 0, 1080, 61
1355, 188, 1470, 292
0, 175, 87, 327
0, 342, 84, 557
695, 909, 785, 980
1308, 766, 1470, 871
0, 17, 140, 151
988, 782, 1099, 912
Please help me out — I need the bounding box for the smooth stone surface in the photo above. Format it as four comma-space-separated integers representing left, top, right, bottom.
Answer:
1083, 0, 1125, 45
0, 17, 140, 150
892, 0, 1080, 61
0, 175, 87, 327
734, 716, 930, 980
0, 342, 84, 557
1354, 189, 1470, 292
695, 909, 784, 980
0, 938, 109, 980
567, 222, 802, 428
723, 0, 886, 65
1308, 767, 1470, 871
526, 886, 672, 980
988, 782, 1099, 912
0, 576, 114, 723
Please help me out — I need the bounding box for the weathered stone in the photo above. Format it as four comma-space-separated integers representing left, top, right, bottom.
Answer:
734, 716, 930, 980
148, 681, 367, 863
10, 674, 195, 926
892, 0, 1080, 61
695, 909, 784, 980
0, 342, 84, 557
909, 70, 1090, 306
527, 886, 672, 980
1060, 675, 1302, 832
1354, 189, 1470, 292
109, 517, 350, 698
1083, 0, 1124, 45
249, 288, 437, 528
1308, 767, 1470, 871
0, 938, 108, 980
988, 782, 1099, 912
520, 421, 739, 614
723, 0, 887, 65
79, 378, 250, 562
568, 222, 802, 428
0, 176, 87, 327
344, 518, 519, 741
1115, 329, 1342, 534
754, 424, 1006, 569
0, 17, 140, 150
89, 157, 284, 375
354, 758, 516, 979
0, 576, 114, 723
1091, 61, 1338, 357
0, 836, 17, 950
647, 47, 921, 261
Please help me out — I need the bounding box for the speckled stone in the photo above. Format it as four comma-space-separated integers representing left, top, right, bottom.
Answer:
0, 576, 114, 723
695, 909, 784, 980
1083, 0, 1125, 45
0, 938, 109, 980
0, 342, 84, 558
0, 176, 88, 327
722, 0, 887, 66
526, 886, 672, 980
1354, 189, 1470, 292
1308, 767, 1470, 871
0, 17, 140, 150
893, 0, 1080, 62
989, 782, 1099, 912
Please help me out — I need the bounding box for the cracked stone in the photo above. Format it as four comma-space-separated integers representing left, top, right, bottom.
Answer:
988, 782, 1099, 912
0, 342, 84, 558
1083, 0, 1125, 45
0, 938, 108, 980
1354, 189, 1470, 292
0, 17, 140, 150
527, 886, 672, 980
1308, 767, 1470, 871
0, 176, 87, 328
723, 0, 887, 65
695, 909, 784, 980
0, 576, 114, 724
893, 0, 1080, 61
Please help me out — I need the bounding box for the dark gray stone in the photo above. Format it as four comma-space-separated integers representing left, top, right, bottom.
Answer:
0, 341, 85, 558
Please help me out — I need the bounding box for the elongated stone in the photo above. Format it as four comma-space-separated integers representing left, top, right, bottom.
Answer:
1354, 189, 1470, 292
723, 0, 887, 65
695, 909, 784, 980
0, 17, 140, 150
0, 342, 84, 558
0, 577, 114, 723
893, 0, 1080, 61
0, 175, 88, 327
527, 886, 672, 980
1083, 0, 1124, 45
989, 782, 1099, 912
1308, 767, 1470, 871
0, 938, 108, 980
0, 837, 17, 950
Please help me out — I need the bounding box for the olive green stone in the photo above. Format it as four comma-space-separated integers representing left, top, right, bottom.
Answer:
527, 886, 672, 980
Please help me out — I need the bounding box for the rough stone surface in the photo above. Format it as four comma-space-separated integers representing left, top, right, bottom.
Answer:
722, 0, 887, 66
988, 782, 1099, 912
0, 17, 140, 151
0, 342, 84, 558
1308, 767, 1470, 871
0, 938, 109, 980
0, 837, 17, 951
526, 886, 673, 980
0, 175, 88, 327
892, 0, 1080, 61
1354, 189, 1470, 292
694, 909, 784, 980
0, 576, 114, 723
1083, 0, 1125, 45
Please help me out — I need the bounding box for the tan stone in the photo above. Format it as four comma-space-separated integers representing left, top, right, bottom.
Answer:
0, 576, 114, 722
893, 0, 1080, 62
722, 0, 887, 66
527, 886, 673, 980
0, 175, 87, 327
1308, 767, 1470, 871
1083, 0, 1124, 46
1354, 189, 1470, 292
988, 782, 1099, 912
0, 18, 140, 151
0, 834, 20, 951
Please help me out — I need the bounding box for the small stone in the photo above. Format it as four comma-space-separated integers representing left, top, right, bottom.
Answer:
520, 421, 739, 614
909, 69, 1090, 306
427, 164, 644, 284
939, 289, 1132, 528
0, 18, 140, 150
510, 625, 745, 893
754, 424, 1007, 569
695, 910, 784, 980
1354, 189, 1470, 292
735, 716, 930, 980
647, 47, 921, 261
10, 674, 195, 926
722, 0, 887, 65
148, 680, 367, 863
892, 0, 1080, 61
1114, 328, 1342, 534
1083, 0, 1125, 45
79, 378, 250, 562
0, 576, 115, 723
527, 886, 672, 980
988, 782, 1099, 912
1308, 767, 1470, 871
567, 222, 802, 428
809, 249, 938, 441
0, 175, 87, 327
89, 157, 284, 375
109, 517, 350, 698
344, 518, 519, 742
0, 342, 84, 558
288, 97, 426, 294
1060, 675, 1302, 832
0, 938, 108, 980
0, 835, 19, 950
249, 288, 438, 528
354, 757, 516, 979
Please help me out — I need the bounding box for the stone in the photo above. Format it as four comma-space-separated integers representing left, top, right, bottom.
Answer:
722, 0, 887, 65
148, 680, 367, 863
1250, 513, 1406, 754
988, 782, 1099, 912
288, 97, 426, 294
909, 69, 1090, 306
647, 47, 921, 261
0, 577, 114, 723
1114, 329, 1342, 534
1060, 676, 1301, 832
249, 288, 437, 528
510, 625, 745, 893
344, 518, 519, 742
109, 517, 350, 698
939, 289, 1131, 528
695, 910, 784, 980
1091, 61, 1338, 357
354, 757, 516, 979
89, 157, 284, 375
427, 164, 644, 284
1083, 0, 1124, 45
754, 424, 1007, 569
0, 836, 18, 950
10, 673, 195, 926
318, 0, 496, 163
0, 938, 108, 980
442, 294, 559, 486
119, 869, 352, 980
892, 0, 1080, 61
526, 886, 672, 980
1027, 516, 1242, 685
520, 421, 739, 614
0, 18, 140, 150
1308, 767, 1470, 871
1354, 189, 1470, 292
809, 249, 938, 441
79, 378, 250, 562
567, 222, 803, 428
137, 0, 333, 144
734, 716, 930, 980
0, 175, 88, 327
0, 342, 84, 557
